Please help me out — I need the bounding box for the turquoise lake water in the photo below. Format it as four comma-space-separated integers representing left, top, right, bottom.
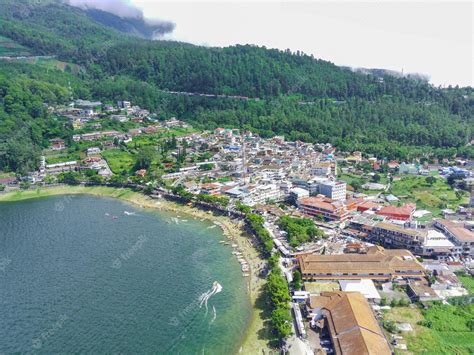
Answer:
0, 195, 251, 354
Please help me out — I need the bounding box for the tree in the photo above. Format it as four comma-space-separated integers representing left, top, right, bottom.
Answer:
236, 201, 252, 214
292, 270, 302, 290
0, 184, 5, 191
135, 146, 155, 170
383, 320, 398, 333
372, 174, 381, 183
58, 172, 80, 185
351, 180, 362, 191
199, 163, 214, 171
271, 307, 293, 339
425, 176, 436, 185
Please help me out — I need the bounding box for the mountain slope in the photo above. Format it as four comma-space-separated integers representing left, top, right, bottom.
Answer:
0, 0, 473, 172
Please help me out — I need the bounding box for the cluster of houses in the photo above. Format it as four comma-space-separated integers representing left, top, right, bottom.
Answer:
166, 128, 472, 262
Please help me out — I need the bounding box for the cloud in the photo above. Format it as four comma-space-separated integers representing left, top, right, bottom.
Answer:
68, 0, 143, 19
67, 0, 175, 37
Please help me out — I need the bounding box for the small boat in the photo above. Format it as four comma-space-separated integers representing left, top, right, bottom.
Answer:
231, 244, 238, 248
242, 273, 250, 277
112, 216, 118, 220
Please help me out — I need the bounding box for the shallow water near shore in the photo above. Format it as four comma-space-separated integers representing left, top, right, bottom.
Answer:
0, 195, 252, 354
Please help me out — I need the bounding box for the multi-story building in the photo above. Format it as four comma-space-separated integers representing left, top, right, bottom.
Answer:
349, 218, 462, 260
45, 161, 78, 174
434, 220, 474, 257
242, 183, 282, 206
310, 161, 337, 177
297, 196, 350, 221
370, 222, 425, 250
318, 180, 346, 201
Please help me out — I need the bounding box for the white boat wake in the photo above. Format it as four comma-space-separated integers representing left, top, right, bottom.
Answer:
211, 305, 217, 323
199, 281, 222, 314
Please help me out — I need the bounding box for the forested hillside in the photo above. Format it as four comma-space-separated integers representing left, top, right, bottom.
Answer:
0, 0, 473, 173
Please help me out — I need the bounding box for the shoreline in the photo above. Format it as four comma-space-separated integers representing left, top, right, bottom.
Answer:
0, 185, 272, 354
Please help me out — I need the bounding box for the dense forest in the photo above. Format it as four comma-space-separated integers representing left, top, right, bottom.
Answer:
0, 0, 473, 173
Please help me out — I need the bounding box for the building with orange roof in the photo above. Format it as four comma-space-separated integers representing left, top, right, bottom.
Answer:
298, 246, 424, 281
297, 196, 349, 221
357, 201, 381, 213
307, 291, 391, 355
375, 203, 416, 221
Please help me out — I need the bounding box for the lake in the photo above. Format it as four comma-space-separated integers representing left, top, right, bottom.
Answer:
0, 195, 251, 353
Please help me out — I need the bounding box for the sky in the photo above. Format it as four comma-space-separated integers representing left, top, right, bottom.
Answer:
129, 0, 473, 87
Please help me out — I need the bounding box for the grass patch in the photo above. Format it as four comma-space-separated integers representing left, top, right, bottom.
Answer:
102, 149, 135, 174
303, 282, 340, 294
383, 305, 474, 355
45, 152, 82, 164
458, 275, 474, 294
389, 176, 468, 217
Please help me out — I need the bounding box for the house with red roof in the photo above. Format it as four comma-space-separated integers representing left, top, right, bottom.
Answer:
375, 203, 416, 221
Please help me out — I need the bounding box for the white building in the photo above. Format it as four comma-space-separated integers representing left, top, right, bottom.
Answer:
318, 180, 347, 201
289, 187, 310, 202
45, 161, 78, 174
117, 101, 131, 109
242, 184, 282, 206
310, 161, 336, 177
86, 147, 101, 156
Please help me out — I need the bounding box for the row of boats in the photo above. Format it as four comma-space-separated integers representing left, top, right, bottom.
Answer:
217, 229, 250, 277
232, 249, 250, 276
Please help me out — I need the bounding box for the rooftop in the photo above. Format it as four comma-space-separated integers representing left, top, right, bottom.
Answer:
316, 291, 391, 355
299, 246, 424, 277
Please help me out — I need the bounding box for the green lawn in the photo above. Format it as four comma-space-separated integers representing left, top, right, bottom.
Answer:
44, 152, 82, 164
389, 175, 468, 217
102, 149, 135, 174
459, 275, 474, 294
0, 172, 15, 179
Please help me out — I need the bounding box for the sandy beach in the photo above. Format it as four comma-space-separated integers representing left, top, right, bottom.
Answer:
0, 185, 273, 354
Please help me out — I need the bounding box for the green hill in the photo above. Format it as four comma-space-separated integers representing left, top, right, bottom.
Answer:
0, 0, 473, 173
